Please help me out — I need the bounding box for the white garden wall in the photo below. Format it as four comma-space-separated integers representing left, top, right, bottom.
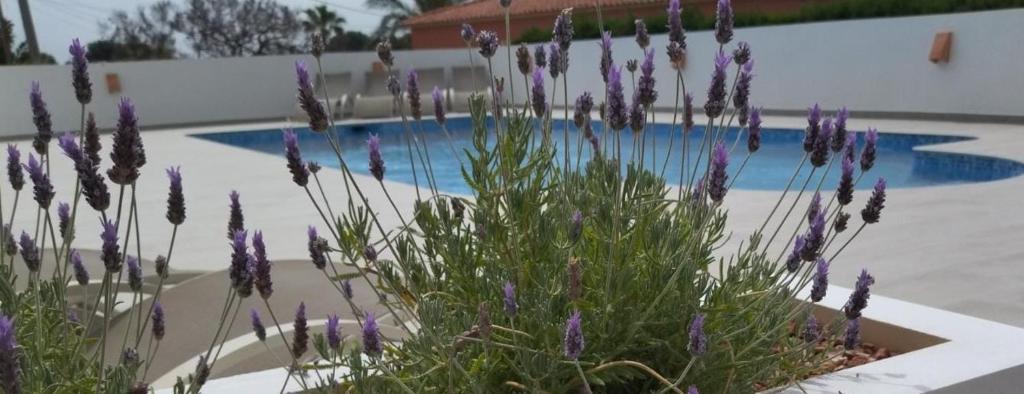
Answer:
0, 8, 1022, 137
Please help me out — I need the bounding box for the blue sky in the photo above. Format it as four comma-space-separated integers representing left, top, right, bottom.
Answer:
1, 0, 386, 62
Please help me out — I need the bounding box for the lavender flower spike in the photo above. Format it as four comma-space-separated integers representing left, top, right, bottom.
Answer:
282, 128, 309, 187
6, 145, 24, 192
531, 67, 547, 118
844, 318, 861, 350
85, 112, 102, 165
29, 81, 53, 155
108, 97, 145, 185
127, 255, 142, 292
252, 230, 273, 299
785, 235, 805, 273
152, 302, 166, 341
599, 31, 613, 82
564, 310, 584, 360
715, 0, 734, 45
307, 226, 327, 270
23, 154, 53, 209
165, 166, 185, 225
573, 92, 594, 128
295, 61, 328, 133
228, 191, 244, 239
552, 8, 574, 53
101, 218, 121, 272
837, 157, 855, 206
810, 258, 829, 302
637, 48, 657, 106
292, 302, 309, 358
704, 51, 731, 118
251, 309, 267, 341
362, 312, 383, 357
547, 42, 561, 79
688, 313, 708, 356
432, 87, 446, 125
19, 232, 40, 272
807, 192, 822, 224
407, 70, 422, 120
687, 386, 699, 394
503, 281, 518, 317
832, 107, 849, 153
634, 19, 650, 49
326, 314, 341, 350
59, 132, 110, 212
476, 31, 499, 58
733, 59, 753, 111
629, 94, 646, 133
861, 128, 878, 172
607, 66, 628, 131
567, 258, 582, 301
667, 0, 685, 45
516, 44, 532, 75
748, 107, 762, 152
71, 249, 88, 286
69, 38, 92, 104
708, 141, 729, 203
368, 134, 385, 181
810, 117, 833, 167
460, 23, 475, 44
803, 104, 822, 153
0, 314, 21, 394
683, 93, 695, 132
534, 44, 547, 69
229, 230, 249, 292
800, 211, 826, 262
803, 315, 820, 343
342, 280, 353, 300
58, 202, 71, 239
861, 177, 887, 224
376, 40, 394, 67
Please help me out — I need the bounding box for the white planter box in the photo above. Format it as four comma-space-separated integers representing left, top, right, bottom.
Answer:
163, 286, 1024, 393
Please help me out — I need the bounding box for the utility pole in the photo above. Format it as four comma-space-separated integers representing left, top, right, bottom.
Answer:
17, 0, 39, 62
0, 1, 11, 64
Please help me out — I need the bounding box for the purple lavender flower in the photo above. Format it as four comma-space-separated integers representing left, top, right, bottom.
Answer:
569, 209, 583, 242
844, 318, 860, 350
362, 312, 382, 357
69, 38, 92, 104
127, 255, 142, 292
386, 74, 400, 97
342, 279, 353, 300
810, 117, 833, 167
367, 134, 385, 181
629, 94, 646, 133
803, 315, 820, 343
838, 157, 855, 206
18, 232, 39, 272
29, 81, 52, 155
84, 112, 101, 165
807, 192, 821, 225
163, 166, 186, 225
810, 258, 829, 302
476, 31, 499, 58
704, 51, 731, 118
57, 202, 71, 239
598, 31, 613, 82
23, 154, 54, 208
229, 230, 249, 291
311, 32, 325, 58
552, 9, 574, 53
832, 107, 849, 153
861, 177, 886, 224
478, 302, 492, 340
101, 218, 121, 272
295, 61, 329, 133
607, 66, 628, 131
155, 255, 168, 279
800, 211, 826, 262
567, 258, 582, 301
861, 128, 878, 172
785, 235, 805, 273
531, 67, 547, 118
803, 104, 822, 153
637, 48, 658, 106
307, 226, 327, 270
834, 212, 851, 233
844, 132, 857, 164
667, 0, 685, 45
547, 42, 561, 79
687, 386, 699, 394
503, 281, 518, 317
733, 59, 753, 111
748, 107, 762, 152
363, 243, 377, 262
534, 44, 547, 69
376, 40, 394, 67
667, 41, 685, 70
732, 41, 751, 65
708, 141, 729, 203
683, 93, 695, 133
0, 314, 20, 394
228, 191, 243, 239
635, 19, 650, 49
71, 249, 88, 285
251, 309, 267, 341
59, 132, 109, 212
715, 0, 734, 44
515, 44, 532, 76
282, 128, 309, 187
108, 97, 146, 185
6, 145, 24, 192
574, 92, 593, 128
432, 87, 446, 125
564, 310, 584, 360
326, 313, 341, 350
292, 302, 309, 358
252, 230, 273, 299
152, 302, 166, 341
460, 23, 475, 44
406, 70, 422, 120
688, 313, 707, 356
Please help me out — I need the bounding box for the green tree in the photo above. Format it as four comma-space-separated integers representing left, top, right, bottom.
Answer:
303, 5, 346, 44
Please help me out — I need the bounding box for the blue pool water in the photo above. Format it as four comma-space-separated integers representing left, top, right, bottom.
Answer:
193, 117, 1024, 194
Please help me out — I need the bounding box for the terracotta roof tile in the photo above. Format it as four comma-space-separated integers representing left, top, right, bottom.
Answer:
405, 0, 665, 27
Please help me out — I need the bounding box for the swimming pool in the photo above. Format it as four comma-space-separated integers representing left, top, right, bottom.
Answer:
193, 117, 1024, 194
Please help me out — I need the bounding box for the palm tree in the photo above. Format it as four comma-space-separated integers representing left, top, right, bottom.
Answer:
303, 5, 346, 44
366, 0, 460, 40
